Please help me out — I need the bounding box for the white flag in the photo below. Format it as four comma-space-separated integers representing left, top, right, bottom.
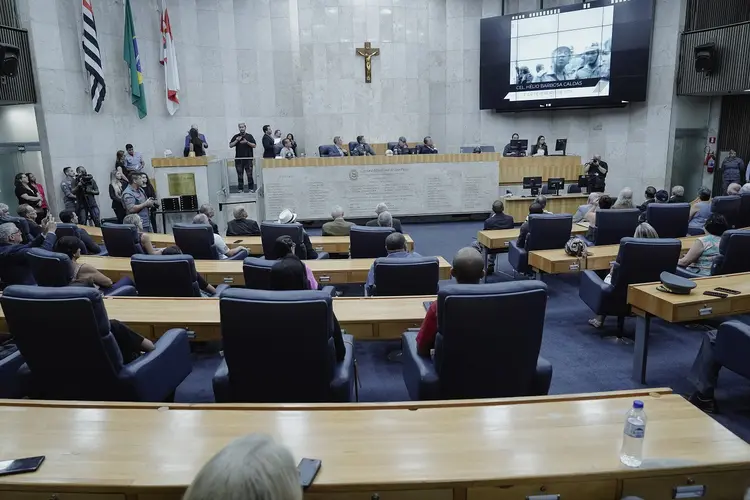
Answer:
160, 0, 180, 115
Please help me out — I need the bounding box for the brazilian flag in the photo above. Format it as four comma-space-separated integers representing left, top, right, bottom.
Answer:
123, 0, 147, 118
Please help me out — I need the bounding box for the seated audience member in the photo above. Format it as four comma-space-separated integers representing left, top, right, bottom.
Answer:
655, 189, 669, 203
391, 136, 410, 155
377, 211, 393, 228
277, 208, 318, 259
53, 235, 135, 293
416, 247, 485, 355
741, 183, 750, 194
419, 136, 438, 154
534, 195, 553, 215
637, 186, 657, 212
365, 232, 422, 294
584, 194, 614, 228
726, 183, 741, 195
678, 213, 728, 276
573, 193, 601, 223
0, 218, 57, 287
0, 202, 9, 218
272, 235, 319, 290
688, 328, 744, 413
59, 210, 102, 254
351, 135, 376, 156
17, 204, 41, 237
192, 213, 247, 259
484, 200, 514, 230
161, 245, 220, 296
588, 222, 660, 328
517, 202, 544, 248
688, 187, 712, 232
612, 187, 634, 209
279, 138, 296, 158
322, 205, 355, 236
123, 214, 162, 255
329, 136, 348, 157
270, 256, 345, 362
669, 185, 686, 203
366, 202, 403, 233
226, 205, 260, 236
182, 434, 302, 500
199, 204, 219, 234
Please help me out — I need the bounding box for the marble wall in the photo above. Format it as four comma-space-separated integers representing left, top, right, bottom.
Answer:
21, 0, 701, 216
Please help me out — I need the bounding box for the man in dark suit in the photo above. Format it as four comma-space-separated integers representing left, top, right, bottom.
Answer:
0, 219, 57, 287
328, 136, 348, 157
262, 125, 276, 159
322, 205, 355, 236
366, 202, 402, 233
484, 200, 515, 230
351, 135, 376, 156
418, 136, 438, 154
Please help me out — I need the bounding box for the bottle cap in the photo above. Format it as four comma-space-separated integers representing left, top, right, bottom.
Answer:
633, 400, 644, 409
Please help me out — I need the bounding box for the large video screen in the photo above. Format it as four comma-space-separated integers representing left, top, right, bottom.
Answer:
480, 0, 654, 111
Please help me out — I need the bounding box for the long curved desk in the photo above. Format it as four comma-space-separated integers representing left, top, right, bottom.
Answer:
1, 390, 749, 499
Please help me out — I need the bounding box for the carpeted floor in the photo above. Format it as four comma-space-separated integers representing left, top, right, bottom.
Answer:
174, 221, 750, 443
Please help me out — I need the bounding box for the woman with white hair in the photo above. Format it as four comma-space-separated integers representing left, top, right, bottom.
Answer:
123, 214, 162, 255
573, 192, 600, 223
612, 187, 634, 209
183, 434, 301, 500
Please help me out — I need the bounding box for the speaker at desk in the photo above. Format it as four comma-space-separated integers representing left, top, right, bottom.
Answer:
694, 43, 715, 74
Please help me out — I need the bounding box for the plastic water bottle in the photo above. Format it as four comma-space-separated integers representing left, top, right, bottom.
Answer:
620, 400, 647, 467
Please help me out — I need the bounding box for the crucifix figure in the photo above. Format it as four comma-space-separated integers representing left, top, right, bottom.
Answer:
356, 41, 380, 83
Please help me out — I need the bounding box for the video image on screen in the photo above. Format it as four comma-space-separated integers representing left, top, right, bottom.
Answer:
508, 6, 613, 102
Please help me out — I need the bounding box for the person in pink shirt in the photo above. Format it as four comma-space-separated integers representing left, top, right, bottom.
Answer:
26, 173, 48, 223
272, 235, 319, 290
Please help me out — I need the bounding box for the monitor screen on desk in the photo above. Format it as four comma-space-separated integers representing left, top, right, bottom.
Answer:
548, 177, 565, 193
510, 139, 528, 156
523, 176, 543, 189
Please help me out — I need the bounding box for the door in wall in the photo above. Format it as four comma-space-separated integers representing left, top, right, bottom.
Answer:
670, 128, 708, 200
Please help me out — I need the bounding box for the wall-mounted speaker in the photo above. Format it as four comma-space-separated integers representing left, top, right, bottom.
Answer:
694, 42, 715, 74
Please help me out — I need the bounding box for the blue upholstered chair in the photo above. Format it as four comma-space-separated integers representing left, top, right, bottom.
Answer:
242, 257, 275, 290
212, 288, 356, 402
588, 209, 641, 246
738, 193, 750, 229
348, 141, 358, 153
646, 203, 690, 238
711, 195, 741, 228
0, 285, 191, 401
712, 320, 750, 390
173, 223, 247, 261
27, 248, 136, 297
259, 221, 328, 260
676, 229, 750, 278
508, 214, 572, 274
402, 281, 553, 400
101, 223, 143, 257
371, 256, 439, 296
386, 142, 398, 152
579, 238, 681, 331
318, 145, 331, 157
349, 226, 395, 258
55, 223, 106, 255
0, 348, 24, 398
131, 254, 228, 297
567, 184, 582, 193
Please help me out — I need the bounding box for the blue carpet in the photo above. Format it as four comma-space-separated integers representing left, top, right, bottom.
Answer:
176, 221, 750, 442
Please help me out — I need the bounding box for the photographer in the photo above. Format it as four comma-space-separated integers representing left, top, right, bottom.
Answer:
585, 154, 608, 193
73, 166, 101, 226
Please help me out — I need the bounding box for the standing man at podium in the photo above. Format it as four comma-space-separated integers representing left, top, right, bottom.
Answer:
262, 125, 275, 159
230, 123, 256, 193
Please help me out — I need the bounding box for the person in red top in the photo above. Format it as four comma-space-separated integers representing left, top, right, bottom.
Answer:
27, 173, 48, 223
416, 247, 485, 356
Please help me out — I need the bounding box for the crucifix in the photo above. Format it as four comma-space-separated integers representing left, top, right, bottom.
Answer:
356, 41, 380, 83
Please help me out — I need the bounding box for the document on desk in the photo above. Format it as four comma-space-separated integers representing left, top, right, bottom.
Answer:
263, 161, 499, 220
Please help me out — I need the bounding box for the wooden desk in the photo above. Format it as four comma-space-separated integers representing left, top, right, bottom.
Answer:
628, 272, 750, 383
502, 193, 589, 220
79, 225, 414, 253
79, 255, 451, 286
2, 393, 750, 499
530, 237, 697, 274
498, 154, 583, 183
0, 296, 433, 341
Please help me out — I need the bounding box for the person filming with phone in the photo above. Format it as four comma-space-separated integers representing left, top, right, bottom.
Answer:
122, 172, 157, 233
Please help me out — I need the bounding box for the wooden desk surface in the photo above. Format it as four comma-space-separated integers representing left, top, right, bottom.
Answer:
79, 225, 414, 253
1, 394, 749, 497
628, 272, 750, 323
79, 255, 451, 286
477, 222, 588, 250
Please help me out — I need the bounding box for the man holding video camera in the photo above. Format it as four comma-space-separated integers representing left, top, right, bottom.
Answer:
73, 166, 101, 226
585, 155, 608, 193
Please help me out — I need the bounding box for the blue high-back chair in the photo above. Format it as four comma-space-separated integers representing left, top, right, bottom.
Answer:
738, 193, 750, 228
131, 254, 227, 297
371, 256, 439, 296
711, 195, 741, 228
242, 257, 275, 290
402, 281, 553, 400
260, 221, 305, 259
0, 285, 191, 401
646, 203, 690, 238
508, 214, 572, 274
101, 223, 143, 257
590, 209, 641, 246
54, 223, 78, 239
318, 145, 335, 157
212, 288, 355, 402
349, 226, 394, 258
173, 224, 248, 261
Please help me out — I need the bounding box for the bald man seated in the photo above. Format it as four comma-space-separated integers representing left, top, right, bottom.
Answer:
365, 232, 422, 295
416, 247, 485, 356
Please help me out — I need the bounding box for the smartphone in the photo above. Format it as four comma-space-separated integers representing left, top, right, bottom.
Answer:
298, 458, 321, 489
0, 456, 45, 477
233, 240, 243, 244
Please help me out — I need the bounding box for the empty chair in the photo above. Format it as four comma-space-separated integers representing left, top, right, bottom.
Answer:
101, 223, 143, 257
131, 254, 229, 297
349, 226, 395, 258
348, 141, 358, 152
541, 184, 550, 195
589, 209, 641, 246
173, 223, 247, 261
711, 195, 741, 228
318, 145, 334, 157
738, 192, 750, 228
579, 238, 681, 332
646, 203, 690, 238
402, 281, 553, 400
567, 184, 582, 193
508, 214, 572, 274
371, 256, 439, 296
0, 285, 191, 401
677, 229, 750, 278
212, 288, 355, 403
242, 257, 275, 290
